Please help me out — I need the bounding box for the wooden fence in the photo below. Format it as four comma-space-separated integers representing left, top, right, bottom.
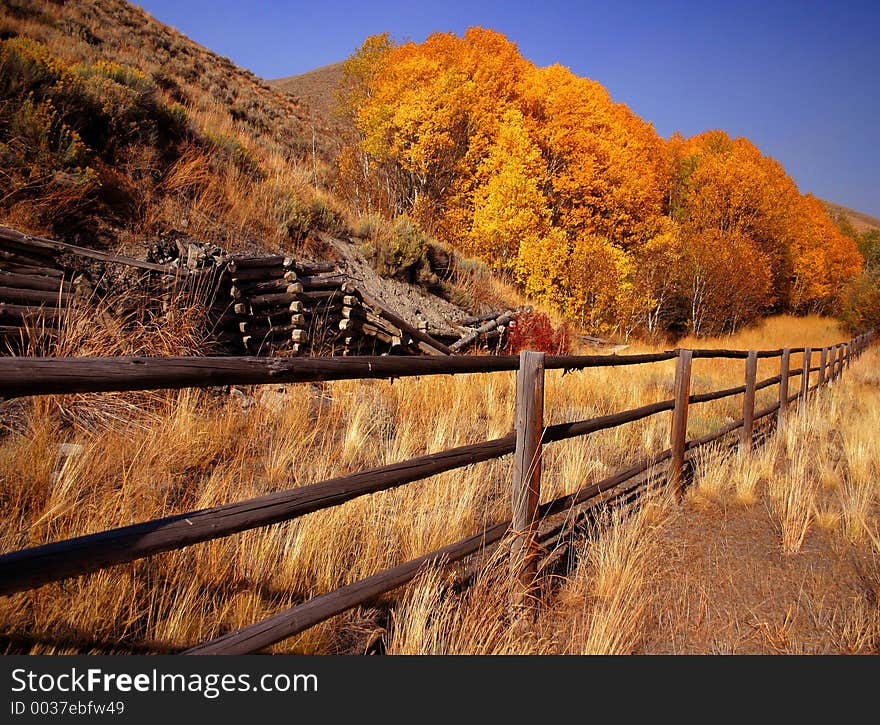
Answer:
0, 330, 875, 654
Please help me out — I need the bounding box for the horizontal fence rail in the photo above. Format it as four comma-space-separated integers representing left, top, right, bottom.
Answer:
0, 345, 859, 401
0, 351, 680, 399
0, 329, 874, 654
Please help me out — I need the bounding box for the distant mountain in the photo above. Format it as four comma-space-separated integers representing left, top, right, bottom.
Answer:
822, 200, 880, 235
270, 62, 346, 123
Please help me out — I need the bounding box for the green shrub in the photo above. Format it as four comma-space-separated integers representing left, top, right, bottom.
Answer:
352, 212, 388, 240
275, 193, 348, 244
0, 36, 69, 99
70, 59, 191, 158
202, 129, 262, 179
0, 37, 193, 231
383, 215, 427, 273
441, 280, 477, 310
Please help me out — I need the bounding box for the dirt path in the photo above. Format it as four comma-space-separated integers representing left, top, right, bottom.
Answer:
641, 498, 879, 654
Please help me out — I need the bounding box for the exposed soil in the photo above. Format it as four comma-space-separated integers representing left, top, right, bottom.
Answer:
324, 234, 470, 334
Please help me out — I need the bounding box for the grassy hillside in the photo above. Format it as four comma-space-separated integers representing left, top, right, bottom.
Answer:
1, 2, 874, 340
0, 3, 876, 656
270, 62, 345, 128
0, 0, 348, 257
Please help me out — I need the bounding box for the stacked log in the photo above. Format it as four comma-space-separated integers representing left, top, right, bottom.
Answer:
0, 224, 522, 359
449, 309, 518, 354
211, 255, 460, 357
0, 232, 71, 348
337, 291, 421, 356
213, 256, 356, 355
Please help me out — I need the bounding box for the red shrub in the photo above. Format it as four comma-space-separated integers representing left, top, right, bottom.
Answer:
504, 311, 571, 355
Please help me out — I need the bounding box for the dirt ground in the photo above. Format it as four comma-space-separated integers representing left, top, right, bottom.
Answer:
641, 498, 880, 654
325, 235, 471, 333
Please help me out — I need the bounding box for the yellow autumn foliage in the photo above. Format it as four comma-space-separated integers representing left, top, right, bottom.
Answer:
339, 29, 864, 336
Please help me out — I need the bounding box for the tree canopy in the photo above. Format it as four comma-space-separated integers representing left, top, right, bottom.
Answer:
338, 29, 864, 336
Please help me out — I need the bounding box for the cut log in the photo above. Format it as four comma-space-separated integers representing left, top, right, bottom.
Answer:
238, 321, 300, 336
460, 311, 502, 328
425, 328, 461, 344
0, 236, 57, 261
246, 289, 303, 310
449, 311, 515, 353
229, 266, 285, 283
0, 286, 73, 306
0, 226, 182, 275
0, 247, 56, 267
0, 324, 59, 338
297, 275, 347, 291
0, 304, 65, 324
291, 329, 309, 343
299, 288, 348, 303
0, 271, 70, 293
293, 261, 338, 275
0, 262, 65, 278
303, 303, 343, 317
233, 283, 303, 301
338, 319, 402, 346
340, 309, 401, 337
230, 278, 296, 298
355, 287, 453, 356
227, 256, 295, 273
242, 327, 299, 346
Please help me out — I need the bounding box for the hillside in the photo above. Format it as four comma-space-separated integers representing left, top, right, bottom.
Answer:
822, 199, 880, 235
0, 0, 347, 252
0, 0, 504, 336
0, 1, 878, 660
1, 2, 874, 343
270, 62, 345, 127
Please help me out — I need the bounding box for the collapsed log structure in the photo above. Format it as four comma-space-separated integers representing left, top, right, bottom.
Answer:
0, 225, 519, 357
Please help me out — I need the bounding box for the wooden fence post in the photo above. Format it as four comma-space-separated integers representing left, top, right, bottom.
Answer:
828, 345, 837, 385
741, 350, 758, 453
844, 343, 851, 370
800, 347, 811, 405
818, 347, 827, 388
778, 348, 791, 429
511, 350, 545, 598
667, 350, 693, 497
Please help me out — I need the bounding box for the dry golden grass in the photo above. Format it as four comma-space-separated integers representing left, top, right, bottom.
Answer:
0, 314, 876, 654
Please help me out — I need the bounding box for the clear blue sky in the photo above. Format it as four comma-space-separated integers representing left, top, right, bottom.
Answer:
136, 0, 880, 217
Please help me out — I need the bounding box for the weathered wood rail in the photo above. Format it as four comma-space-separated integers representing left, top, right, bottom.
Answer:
0, 331, 874, 654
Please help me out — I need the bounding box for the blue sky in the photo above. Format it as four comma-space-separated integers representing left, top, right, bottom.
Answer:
136, 0, 880, 217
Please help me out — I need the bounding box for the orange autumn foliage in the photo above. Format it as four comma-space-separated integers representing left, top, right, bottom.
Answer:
339, 30, 864, 336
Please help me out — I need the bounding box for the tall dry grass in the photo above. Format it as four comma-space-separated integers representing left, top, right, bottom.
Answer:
688, 342, 880, 557
0, 314, 875, 654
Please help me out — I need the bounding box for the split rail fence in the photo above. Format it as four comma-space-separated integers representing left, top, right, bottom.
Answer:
0, 330, 875, 654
